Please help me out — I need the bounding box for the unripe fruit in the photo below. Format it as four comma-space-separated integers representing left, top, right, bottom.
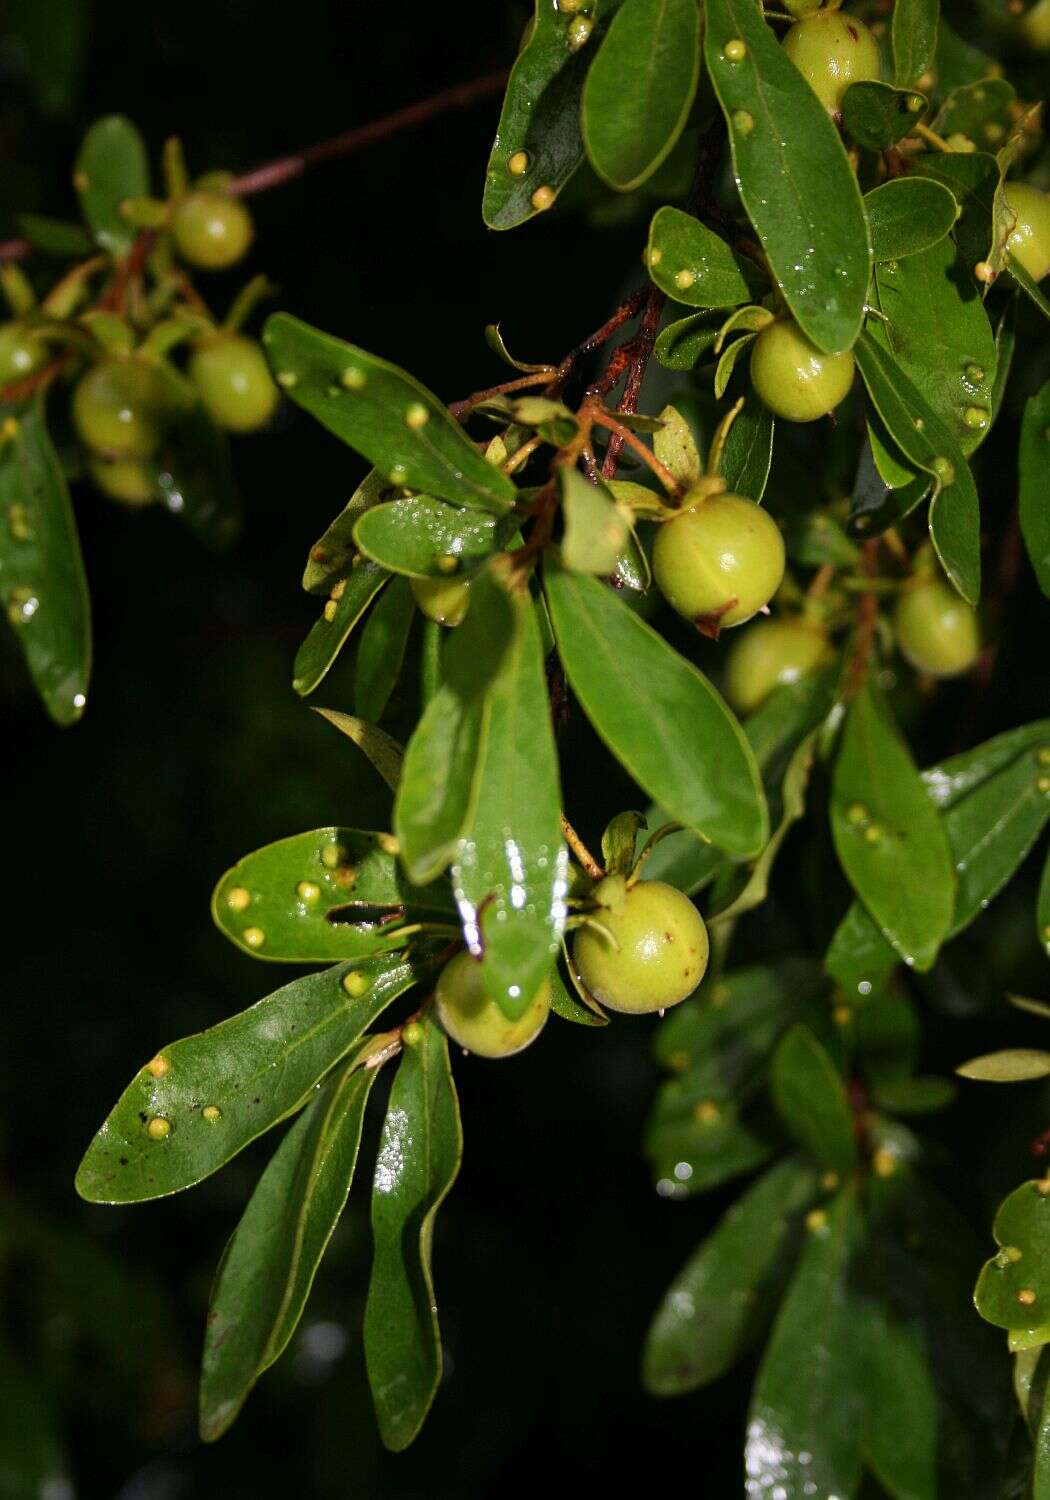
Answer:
72, 358, 171, 459
1021, 0, 1050, 51
782, 9, 882, 114
434, 951, 549, 1058
171, 191, 254, 271
725, 617, 832, 714
88, 456, 157, 506
0, 322, 46, 385
1003, 182, 1050, 283
750, 319, 855, 423
894, 575, 980, 678
573, 876, 709, 1014
189, 335, 279, 432
652, 488, 785, 629
411, 573, 471, 626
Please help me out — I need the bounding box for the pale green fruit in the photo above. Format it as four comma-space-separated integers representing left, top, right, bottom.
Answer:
573, 876, 709, 1014
750, 319, 855, 423
435, 952, 549, 1057
1004, 183, 1050, 283
782, 9, 882, 113
652, 490, 785, 628
726, 617, 832, 714
895, 576, 980, 677
411, 573, 471, 626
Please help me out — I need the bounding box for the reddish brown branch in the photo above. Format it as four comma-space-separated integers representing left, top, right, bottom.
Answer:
597, 285, 665, 480
845, 538, 881, 695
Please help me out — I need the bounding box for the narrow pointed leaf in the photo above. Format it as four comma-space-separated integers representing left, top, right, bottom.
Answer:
365, 1017, 462, 1451
303, 468, 390, 594
945, 748, 1050, 937
864, 177, 959, 262
653, 311, 721, 370
1021, 380, 1050, 599
313, 708, 404, 792
545, 561, 767, 858
720, 394, 774, 503
263, 314, 515, 513
0, 398, 90, 725
924, 720, 1050, 807
645, 1098, 780, 1196
704, 0, 871, 354
75, 953, 431, 1203
892, 0, 939, 87
74, 114, 149, 256
355, 495, 510, 578
212, 827, 455, 963
559, 467, 630, 574
842, 81, 929, 150
549, 965, 608, 1027
771, 1024, 856, 1173
643, 1157, 818, 1395
863, 1301, 939, 1500
292, 560, 389, 697
199, 1055, 381, 1440
957, 1050, 1050, 1082
646, 206, 765, 310
976, 1181, 1050, 1331
831, 681, 955, 969
1009, 253, 1050, 323
355, 575, 414, 724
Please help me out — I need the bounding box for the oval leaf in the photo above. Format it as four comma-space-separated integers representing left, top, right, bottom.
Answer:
292, 559, 389, 697
842, 82, 928, 151
355, 495, 508, 579
958, 1049, 1050, 1083
647, 206, 765, 310
74, 114, 150, 257
864, 177, 959, 262
559, 468, 630, 574
770, 1024, 856, 1173
892, 0, 939, 88
976, 1181, 1050, 1331
355, 575, 414, 724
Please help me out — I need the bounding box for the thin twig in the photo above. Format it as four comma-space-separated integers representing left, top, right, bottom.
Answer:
592, 406, 679, 494
560, 814, 604, 880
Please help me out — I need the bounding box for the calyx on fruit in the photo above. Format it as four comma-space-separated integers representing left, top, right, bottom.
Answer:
750, 318, 855, 423
572, 875, 709, 1015
434, 951, 549, 1057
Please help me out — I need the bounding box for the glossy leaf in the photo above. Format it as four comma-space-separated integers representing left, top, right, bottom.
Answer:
909, 150, 998, 276
549, 964, 608, 1027
601, 810, 646, 877
75, 953, 430, 1203
892, 0, 939, 87
1040, 850, 1050, 962
719, 394, 776, 504
643, 1157, 818, 1395
653, 311, 721, 370
156, 405, 243, 551
303, 468, 389, 594
771, 1024, 856, 1173
355, 576, 414, 724
559, 468, 630, 574
957, 1050, 1050, 1082
863, 1301, 939, 1500
747, 1187, 865, 1500
934, 77, 1015, 139
582, 0, 700, 193
842, 82, 928, 151
74, 114, 149, 256
924, 720, 1050, 808
364, 1017, 461, 1451
944, 748, 1050, 938
482, 0, 623, 230
199, 1055, 381, 1440
545, 561, 767, 858
1009, 254, 1050, 323
1021, 381, 1050, 599
263, 314, 515, 513
292, 559, 389, 697
854, 331, 981, 604
212, 827, 454, 963
355, 495, 509, 579
975, 1181, 1050, 1331
830, 681, 955, 969
864, 177, 958, 262
653, 402, 702, 486
0, 398, 91, 725
704, 0, 871, 354
313, 707, 404, 792
645, 1098, 779, 1198
646, 206, 764, 310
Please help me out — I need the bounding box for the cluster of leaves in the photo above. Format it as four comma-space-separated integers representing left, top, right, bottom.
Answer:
65, 0, 1050, 1492
0, 114, 278, 726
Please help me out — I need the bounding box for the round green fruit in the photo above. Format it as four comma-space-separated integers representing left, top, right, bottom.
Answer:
750, 319, 855, 423
189, 335, 279, 432
726, 617, 832, 715
1003, 182, 1050, 283
573, 876, 709, 1015
652, 488, 785, 628
411, 573, 471, 626
0, 322, 46, 385
434, 952, 549, 1058
894, 575, 980, 678
1021, 0, 1050, 51
782, 9, 882, 114
171, 190, 254, 271
88, 456, 157, 506
72, 358, 171, 459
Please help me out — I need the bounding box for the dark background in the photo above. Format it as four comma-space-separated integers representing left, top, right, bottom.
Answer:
1, 3, 1049, 1497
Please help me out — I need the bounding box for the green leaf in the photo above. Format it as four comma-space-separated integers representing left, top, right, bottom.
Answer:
1009, 252, 1050, 323
449, 560, 567, 1015
892, 0, 939, 87
944, 748, 1050, 938
653, 311, 721, 370
75, 953, 430, 1203
355, 495, 510, 579
653, 401, 702, 485
720, 394, 776, 502
0, 1344, 70, 1499
645, 1098, 779, 1197
957, 1050, 1050, 1083
747, 1186, 865, 1500
1039, 849, 1050, 962
293, 560, 389, 697
156, 404, 243, 551
842, 81, 928, 151
975, 1181, 1050, 1331
934, 77, 1015, 140
864, 177, 959, 262
871, 1075, 956, 1114
212, 827, 455, 963
355, 575, 414, 724
856, 989, 921, 1085
365, 1017, 462, 1451
925, 720, 1050, 807
549, 964, 609, 1026
646, 206, 764, 310
263, 314, 515, 513
0, 399, 91, 726
1021, 381, 1050, 599
74, 114, 150, 256
582, 0, 699, 192
643, 1156, 818, 1395
313, 707, 404, 792
770, 1024, 856, 1173
713, 330, 758, 400
704, 0, 871, 354
545, 560, 767, 857
482, 0, 624, 229
909, 150, 998, 276
559, 468, 630, 573
825, 899, 900, 998
863, 1300, 939, 1500
830, 681, 955, 969
303, 468, 389, 594
854, 330, 981, 604
601, 810, 647, 877
15, 212, 93, 258
199, 1053, 381, 1441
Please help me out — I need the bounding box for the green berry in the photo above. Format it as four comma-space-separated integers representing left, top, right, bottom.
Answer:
725, 617, 832, 715
1021, 0, 1050, 49
434, 951, 549, 1058
572, 876, 709, 1015
72, 358, 171, 459
189, 335, 279, 433
894, 575, 980, 678
750, 319, 855, 423
651, 489, 785, 629
88, 456, 157, 507
171, 191, 254, 271
782, 9, 882, 114
1004, 182, 1050, 284
411, 573, 471, 627
0, 322, 46, 385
